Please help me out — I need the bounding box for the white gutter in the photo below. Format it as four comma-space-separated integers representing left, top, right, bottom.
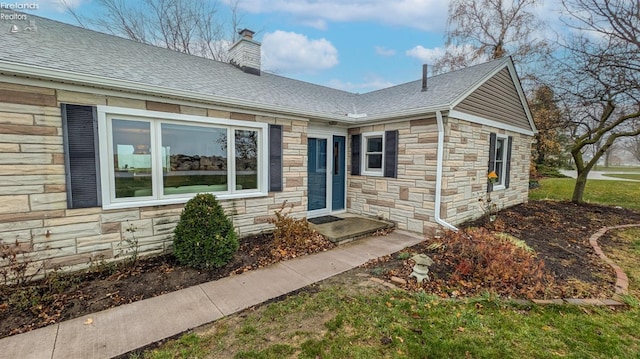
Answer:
435, 110, 458, 231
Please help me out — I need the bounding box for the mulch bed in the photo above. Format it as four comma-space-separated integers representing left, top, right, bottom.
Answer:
366, 201, 640, 299
0, 233, 335, 339
1, 200, 639, 339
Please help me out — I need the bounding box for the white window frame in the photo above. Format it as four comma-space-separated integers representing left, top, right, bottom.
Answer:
97, 106, 268, 210
491, 134, 509, 191
361, 131, 385, 176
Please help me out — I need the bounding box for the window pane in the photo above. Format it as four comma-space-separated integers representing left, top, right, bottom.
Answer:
235, 129, 258, 190
367, 137, 383, 152
367, 154, 383, 169
496, 138, 505, 160
495, 162, 503, 184
161, 123, 228, 195
112, 119, 152, 198
317, 140, 327, 171
334, 141, 340, 175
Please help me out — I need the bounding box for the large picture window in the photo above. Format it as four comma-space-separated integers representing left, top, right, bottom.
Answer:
98, 106, 268, 209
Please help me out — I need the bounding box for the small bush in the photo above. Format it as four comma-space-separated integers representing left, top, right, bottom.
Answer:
432, 228, 553, 299
173, 194, 238, 269
1, 240, 42, 286
268, 202, 329, 260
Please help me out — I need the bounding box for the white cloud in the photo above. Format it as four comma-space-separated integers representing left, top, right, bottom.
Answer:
261, 30, 338, 74
405, 45, 445, 64
226, 0, 449, 31
327, 76, 395, 93
375, 46, 396, 56
405, 44, 482, 64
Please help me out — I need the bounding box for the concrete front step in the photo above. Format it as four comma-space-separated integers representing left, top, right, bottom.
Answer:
309, 216, 394, 244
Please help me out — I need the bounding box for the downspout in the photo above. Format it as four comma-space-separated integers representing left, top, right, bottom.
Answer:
435, 110, 458, 231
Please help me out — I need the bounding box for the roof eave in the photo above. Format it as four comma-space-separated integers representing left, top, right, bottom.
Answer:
0, 60, 353, 123
345, 106, 450, 127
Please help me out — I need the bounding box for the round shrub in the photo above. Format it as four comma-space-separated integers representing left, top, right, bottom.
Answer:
173, 193, 238, 269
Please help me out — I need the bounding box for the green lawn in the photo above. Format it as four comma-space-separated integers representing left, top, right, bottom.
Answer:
136, 176, 640, 359
140, 277, 640, 359
530, 178, 640, 210
593, 165, 640, 172
602, 173, 640, 181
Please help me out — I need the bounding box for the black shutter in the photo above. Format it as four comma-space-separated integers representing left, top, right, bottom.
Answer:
61, 104, 100, 209
351, 134, 361, 176
505, 135, 513, 189
487, 132, 497, 192
268, 124, 283, 192
384, 130, 398, 178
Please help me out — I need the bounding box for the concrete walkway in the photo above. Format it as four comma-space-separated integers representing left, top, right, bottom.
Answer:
0, 230, 424, 359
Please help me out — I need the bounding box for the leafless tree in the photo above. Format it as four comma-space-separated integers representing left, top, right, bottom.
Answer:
60, 0, 245, 62
433, 0, 552, 80
552, 0, 640, 203
623, 136, 640, 162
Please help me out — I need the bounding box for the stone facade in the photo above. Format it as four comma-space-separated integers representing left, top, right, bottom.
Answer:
347, 115, 531, 234
348, 118, 440, 235
0, 80, 533, 276
0, 81, 308, 275
438, 117, 531, 225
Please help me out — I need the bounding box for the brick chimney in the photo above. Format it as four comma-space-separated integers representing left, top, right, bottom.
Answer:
228, 29, 261, 75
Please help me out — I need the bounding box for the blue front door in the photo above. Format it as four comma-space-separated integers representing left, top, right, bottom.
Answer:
307, 137, 328, 212
307, 133, 346, 216
331, 136, 345, 211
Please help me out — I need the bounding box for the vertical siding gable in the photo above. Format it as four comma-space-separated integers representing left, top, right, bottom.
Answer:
454, 68, 531, 130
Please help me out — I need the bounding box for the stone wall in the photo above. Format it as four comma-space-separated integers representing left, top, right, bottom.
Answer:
0, 81, 308, 275
347, 118, 440, 235
347, 115, 532, 233
438, 117, 531, 224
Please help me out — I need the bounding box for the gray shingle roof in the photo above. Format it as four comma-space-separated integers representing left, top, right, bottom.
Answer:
0, 11, 510, 122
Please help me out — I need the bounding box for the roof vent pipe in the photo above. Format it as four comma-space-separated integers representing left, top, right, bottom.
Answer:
421, 64, 428, 92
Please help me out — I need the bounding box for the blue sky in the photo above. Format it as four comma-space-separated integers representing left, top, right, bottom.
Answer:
27, 0, 561, 93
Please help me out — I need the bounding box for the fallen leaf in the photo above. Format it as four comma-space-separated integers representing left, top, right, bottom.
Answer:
457, 327, 465, 332
84, 318, 93, 325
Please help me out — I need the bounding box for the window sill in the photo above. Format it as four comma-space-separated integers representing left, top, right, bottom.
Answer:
102, 190, 269, 210
361, 170, 383, 177
492, 184, 506, 191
